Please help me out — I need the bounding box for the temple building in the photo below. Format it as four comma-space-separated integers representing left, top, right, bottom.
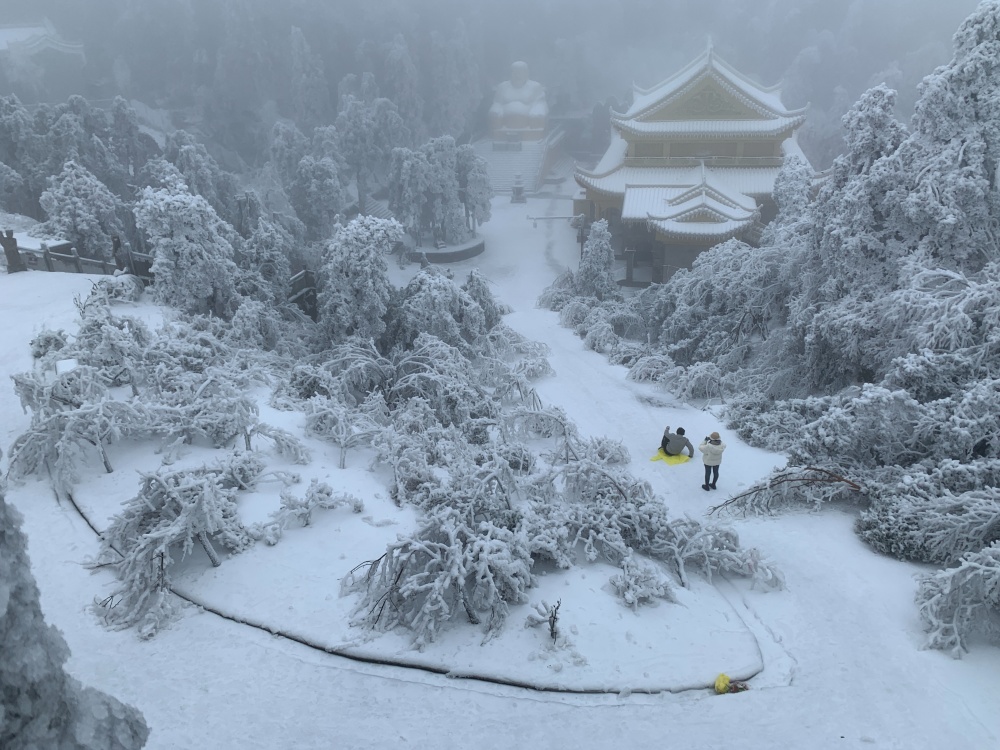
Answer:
574, 44, 809, 285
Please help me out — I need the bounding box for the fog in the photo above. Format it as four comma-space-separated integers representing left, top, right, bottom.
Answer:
1, 0, 985, 167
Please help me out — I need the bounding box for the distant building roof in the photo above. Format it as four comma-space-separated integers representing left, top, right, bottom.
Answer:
623, 40, 806, 122
0, 19, 85, 59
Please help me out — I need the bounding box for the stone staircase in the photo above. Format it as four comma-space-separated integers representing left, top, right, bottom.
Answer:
472, 138, 551, 195
360, 196, 396, 221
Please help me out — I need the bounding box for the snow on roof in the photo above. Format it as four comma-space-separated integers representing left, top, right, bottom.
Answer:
577, 163, 783, 198
0, 20, 84, 58
612, 114, 806, 139
592, 132, 629, 174
647, 213, 755, 239
781, 132, 814, 169
618, 162, 760, 240
624, 43, 804, 122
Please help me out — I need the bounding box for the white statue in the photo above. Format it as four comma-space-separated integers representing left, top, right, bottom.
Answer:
490, 61, 547, 138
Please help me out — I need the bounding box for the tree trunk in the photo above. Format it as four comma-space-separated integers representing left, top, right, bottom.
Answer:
98, 441, 114, 474
198, 531, 221, 567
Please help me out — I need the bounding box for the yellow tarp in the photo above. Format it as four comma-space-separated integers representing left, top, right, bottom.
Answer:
650, 450, 691, 465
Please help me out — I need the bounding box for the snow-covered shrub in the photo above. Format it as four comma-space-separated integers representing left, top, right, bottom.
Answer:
504, 405, 580, 463
626, 353, 676, 385
524, 599, 561, 641
536, 269, 576, 312
462, 268, 511, 331
558, 298, 595, 328
84, 274, 145, 305
253, 479, 363, 545
856, 461, 1000, 564
523, 457, 784, 590
0, 492, 149, 749
248, 423, 312, 464
346, 508, 533, 647
69, 307, 151, 389
96, 455, 263, 636
670, 361, 725, 403
304, 393, 386, 468
610, 550, 676, 609
29, 328, 68, 360
916, 541, 1000, 657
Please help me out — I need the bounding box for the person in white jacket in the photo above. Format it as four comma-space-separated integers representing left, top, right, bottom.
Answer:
699, 432, 726, 491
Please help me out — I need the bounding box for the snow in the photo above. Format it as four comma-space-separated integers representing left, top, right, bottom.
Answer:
4, 184, 1000, 748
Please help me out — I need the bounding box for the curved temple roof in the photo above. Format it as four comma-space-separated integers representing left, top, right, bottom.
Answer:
577, 44, 808, 243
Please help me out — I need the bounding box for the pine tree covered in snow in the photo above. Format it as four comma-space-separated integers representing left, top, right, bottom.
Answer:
135, 181, 241, 318
38, 159, 126, 259
318, 215, 402, 345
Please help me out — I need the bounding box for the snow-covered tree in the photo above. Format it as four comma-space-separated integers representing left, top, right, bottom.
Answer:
425, 23, 480, 138
163, 130, 241, 224
234, 216, 293, 305
336, 94, 407, 213
38, 160, 125, 259
420, 136, 466, 244
289, 26, 332, 129
575, 219, 618, 302
289, 154, 345, 241
382, 34, 425, 145
8, 367, 147, 495
462, 268, 511, 332
395, 268, 488, 353
387, 146, 430, 242
0, 491, 149, 749
135, 182, 241, 317
317, 215, 402, 345
268, 121, 309, 188
887, 1, 1000, 272
108, 96, 159, 180
455, 144, 492, 232
346, 506, 533, 647
303, 391, 387, 468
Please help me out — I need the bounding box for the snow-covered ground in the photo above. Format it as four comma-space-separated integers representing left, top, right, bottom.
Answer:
5, 187, 999, 749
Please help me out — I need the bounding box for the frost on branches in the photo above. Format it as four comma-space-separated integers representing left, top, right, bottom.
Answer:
1, 492, 149, 749
532, 1, 1000, 654
916, 541, 1000, 657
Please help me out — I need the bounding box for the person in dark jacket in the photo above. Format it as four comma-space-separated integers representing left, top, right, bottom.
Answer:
699, 432, 726, 490
660, 426, 695, 457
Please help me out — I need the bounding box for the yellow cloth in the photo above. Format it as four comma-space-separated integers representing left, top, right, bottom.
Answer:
714, 674, 731, 694
651, 449, 691, 465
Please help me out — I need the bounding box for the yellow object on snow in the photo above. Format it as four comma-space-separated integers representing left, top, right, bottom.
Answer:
651, 450, 691, 465
714, 674, 731, 694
